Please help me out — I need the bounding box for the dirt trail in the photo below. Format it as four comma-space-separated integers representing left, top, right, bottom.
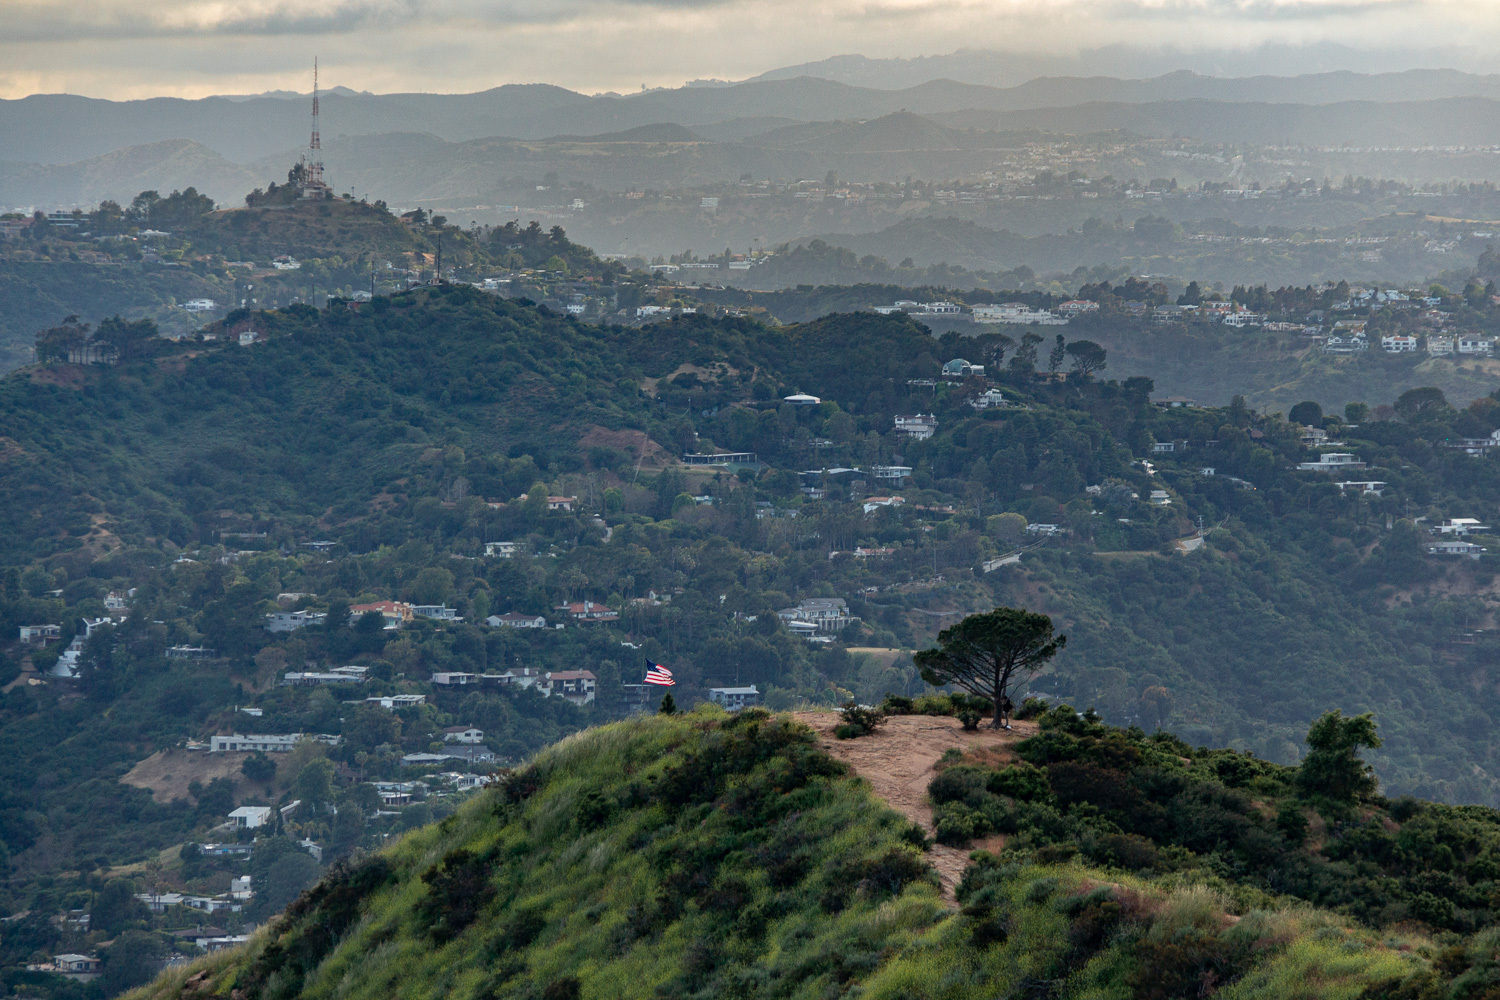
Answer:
792, 712, 1036, 902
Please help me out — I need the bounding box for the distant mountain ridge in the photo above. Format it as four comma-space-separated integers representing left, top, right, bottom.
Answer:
12, 68, 1500, 166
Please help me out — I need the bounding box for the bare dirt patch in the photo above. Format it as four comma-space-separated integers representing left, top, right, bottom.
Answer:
639, 362, 735, 397
121, 748, 281, 805
576, 425, 672, 470
793, 711, 1036, 901
29, 365, 87, 390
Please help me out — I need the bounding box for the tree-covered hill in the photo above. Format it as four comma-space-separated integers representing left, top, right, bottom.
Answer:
11, 289, 1500, 980
122, 707, 1500, 1000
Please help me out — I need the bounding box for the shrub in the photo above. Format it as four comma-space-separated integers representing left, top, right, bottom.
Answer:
1015, 696, 1049, 720
835, 701, 885, 739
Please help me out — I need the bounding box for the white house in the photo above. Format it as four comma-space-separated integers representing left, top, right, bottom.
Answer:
212, 734, 302, 753
1428, 336, 1456, 356
442, 726, 485, 744
484, 541, 518, 558
1429, 540, 1485, 559
238, 331, 261, 346
1298, 453, 1367, 473
1459, 337, 1493, 355
366, 694, 426, 709
1381, 335, 1418, 353
776, 598, 853, 633
182, 298, 218, 313
411, 605, 459, 621
970, 388, 1007, 410
709, 686, 761, 711
782, 393, 821, 405
265, 610, 327, 632
488, 612, 547, 628
228, 806, 273, 829
1431, 518, 1491, 535
894, 414, 937, 440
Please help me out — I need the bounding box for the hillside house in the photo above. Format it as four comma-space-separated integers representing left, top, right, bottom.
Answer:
709, 686, 761, 711
894, 414, 936, 440
1381, 335, 1418, 353
941, 358, 984, 377
265, 610, 326, 632
484, 541, 518, 558
366, 694, 426, 709
411, 605, 459, 621
18, 624, 60, 645
1429, 540, 1486, 559
863, 495, 905, 514
488, 612, 547, 628
545, 670, 597, 705
682, 451, 758, 467
970, 388, 1007, 410
1298, 453, 1366, 473
281, 670, 366, 686
228, 806, 273, 829
212, 734, 303, 752
52, 955, 101, 975
776, 598, 853, 633
431, 672, 480, 685
1431, 518, 1491, 535
555, 600, 619, 623
1460, 337, 1494, 355
871, 465, 913, 482
783, 393, 821, 405
1336, 481, 1387, 496
442, 726, 485, 744
349, 601, 413, 628
1428, 336, 1456, 356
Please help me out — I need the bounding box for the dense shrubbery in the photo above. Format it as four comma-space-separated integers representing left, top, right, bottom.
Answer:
930, 705, 1500, 937
126, 711, 1443, 1000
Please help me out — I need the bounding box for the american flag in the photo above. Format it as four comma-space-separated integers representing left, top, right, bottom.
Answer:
643, 660, 675, 686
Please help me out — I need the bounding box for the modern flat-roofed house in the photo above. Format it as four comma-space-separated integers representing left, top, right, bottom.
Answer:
709, 686, 760, 711
681, 451, 758, 467
1429, 540, 1486, 559
776, 598, 852, 633
442, 726, 485, 744
265, 610, 327, 632
366, 694, 426, 709
212, 733, 302, 753
484, 541, 519, 558
1298, 453, 1366, 473
18, 624, 61, 645
228, 805, 273, 829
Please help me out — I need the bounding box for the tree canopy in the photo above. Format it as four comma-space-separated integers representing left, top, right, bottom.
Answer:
914, 607, 1066, 728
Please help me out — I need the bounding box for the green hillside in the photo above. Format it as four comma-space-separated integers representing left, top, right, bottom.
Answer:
124, 707, 1474, 1000
10, 289, 1500, 986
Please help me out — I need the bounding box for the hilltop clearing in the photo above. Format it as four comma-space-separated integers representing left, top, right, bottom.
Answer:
794, 710, 1033, 897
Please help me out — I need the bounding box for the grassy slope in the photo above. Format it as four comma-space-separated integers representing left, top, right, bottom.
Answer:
128, 710, 1425, 1000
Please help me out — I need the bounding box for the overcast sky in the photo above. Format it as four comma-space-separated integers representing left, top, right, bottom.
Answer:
3, 0, 1499, 100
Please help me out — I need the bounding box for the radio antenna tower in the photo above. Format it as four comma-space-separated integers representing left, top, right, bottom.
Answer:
308, 59, 325, 189
298, 59, 329, 197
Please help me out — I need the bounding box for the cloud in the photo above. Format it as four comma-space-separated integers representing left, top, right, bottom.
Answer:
2, 0, 1499, 99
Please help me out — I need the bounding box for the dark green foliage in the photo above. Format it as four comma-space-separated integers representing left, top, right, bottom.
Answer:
418, 847, 499, 942
914, 607, 1065, 729
1297, 710, 1383, 803
834, 701, 884, 739
241, 752, 276, 784
934, 709, 1500, 938
658, 693, 676, 715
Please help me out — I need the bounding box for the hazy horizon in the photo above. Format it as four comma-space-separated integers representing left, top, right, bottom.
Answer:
6, 0, 1500, 101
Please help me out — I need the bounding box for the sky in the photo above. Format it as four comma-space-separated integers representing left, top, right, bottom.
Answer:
3, 0, 1500, 100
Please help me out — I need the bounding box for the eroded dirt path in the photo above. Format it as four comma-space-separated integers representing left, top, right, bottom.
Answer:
792, 712, 1036, 902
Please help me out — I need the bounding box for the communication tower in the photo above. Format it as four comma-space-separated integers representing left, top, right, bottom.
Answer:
299, 59, 331, 198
